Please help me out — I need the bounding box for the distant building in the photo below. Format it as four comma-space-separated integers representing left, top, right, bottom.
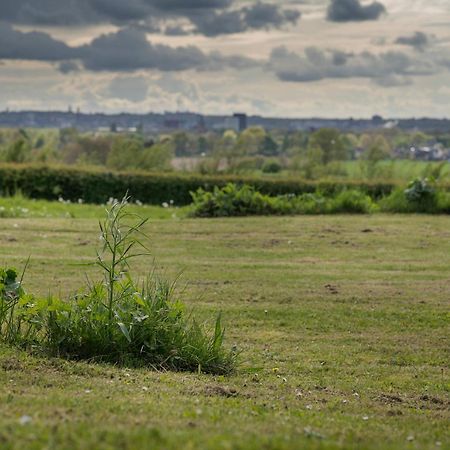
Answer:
233, 113, 247, 132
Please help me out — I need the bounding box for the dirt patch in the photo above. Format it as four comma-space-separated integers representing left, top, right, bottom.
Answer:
205, 385, 239, 398
378, 394, 403, 404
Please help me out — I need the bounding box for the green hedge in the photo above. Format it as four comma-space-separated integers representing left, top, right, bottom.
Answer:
0, 164, 402, 205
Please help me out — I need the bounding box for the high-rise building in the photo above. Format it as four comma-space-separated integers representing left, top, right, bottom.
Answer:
233, 113, 247, 132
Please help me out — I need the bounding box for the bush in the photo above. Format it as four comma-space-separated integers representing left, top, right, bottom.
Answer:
380, 178, 450, 214
262, 159, 283, 174
0, 197, 236, 374
190, 184, 281, 217
190, 183, 376, 217
330, 190, 377, 214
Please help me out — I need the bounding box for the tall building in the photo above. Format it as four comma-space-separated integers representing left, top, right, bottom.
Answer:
233, 113, 247, 132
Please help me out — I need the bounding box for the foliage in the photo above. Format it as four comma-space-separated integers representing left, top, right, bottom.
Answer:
262, 159, 283, 174
308, 128, 351, 165
0, 163, 398, 205
380, 177, 450, 213
190, 183, 376, 217
0, 198, 235, 374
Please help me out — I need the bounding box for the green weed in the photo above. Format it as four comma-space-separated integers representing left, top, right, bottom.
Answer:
0, 197, 236, 374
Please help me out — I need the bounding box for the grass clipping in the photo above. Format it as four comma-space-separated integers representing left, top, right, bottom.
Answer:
0, 197, 236, 374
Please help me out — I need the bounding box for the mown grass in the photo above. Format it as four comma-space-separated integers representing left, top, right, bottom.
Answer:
0, 194, 186, 219
0, 207, 449, 449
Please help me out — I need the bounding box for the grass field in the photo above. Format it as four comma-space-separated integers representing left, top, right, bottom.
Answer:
0, 207, 449, 449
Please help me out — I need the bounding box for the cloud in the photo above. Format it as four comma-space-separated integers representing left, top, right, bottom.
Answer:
192, 2, 301, 36
0, 23, 78, 60
243, 2, 300, 29
396, 32, 429, 50
58, 60, 81, 74
269, 46, 421, 85
0, 25, 260, 73
374, 74, 412, 87
80, 28, 208, 72
0, 0, 300, 36
327, 0, 386, 22
107, 76, 149, 103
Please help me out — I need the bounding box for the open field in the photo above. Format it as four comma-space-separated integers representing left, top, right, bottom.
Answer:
0, 210, 449, 449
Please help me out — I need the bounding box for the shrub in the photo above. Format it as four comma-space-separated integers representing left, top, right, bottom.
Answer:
190, 183, 280, 217
329, 190, 377, 214
380, 178, 450, 214
0, 197, 236, 374
190, 184, 376, 217
262, 159, 283, 174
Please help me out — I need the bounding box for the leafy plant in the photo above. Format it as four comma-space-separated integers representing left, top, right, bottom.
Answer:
190, 183, 376, 217
380, 178, 450, 214
0, 197, 236, 374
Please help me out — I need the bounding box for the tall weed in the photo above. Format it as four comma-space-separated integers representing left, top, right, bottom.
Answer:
0, 197, 236, 374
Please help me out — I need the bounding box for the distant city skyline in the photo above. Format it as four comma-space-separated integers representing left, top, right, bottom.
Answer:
1, 0, 450, 118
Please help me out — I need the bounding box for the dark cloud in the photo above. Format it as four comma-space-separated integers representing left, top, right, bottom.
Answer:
0, 24, 259, 73
0, 23, 78, 60
0, 0, 300, 36
192, 11, 245, 36
270, 46, 418, 84
164, 25, 191, 36
80, 28, 208, 72
243, 2, 300, 29
396, 32, 429, 50
327, 0, 386, 22
58, 60, 81, 73
192, 2, 301, 36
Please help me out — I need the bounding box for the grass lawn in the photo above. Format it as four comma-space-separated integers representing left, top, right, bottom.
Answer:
0, 208, 449, 449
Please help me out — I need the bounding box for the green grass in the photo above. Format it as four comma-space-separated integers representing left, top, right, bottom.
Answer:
0, 206, 449, 449
342, 160, 450, 181
0, 195, 186, 219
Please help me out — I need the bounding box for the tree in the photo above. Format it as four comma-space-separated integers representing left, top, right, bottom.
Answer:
106, 136, 143, 170
140, 142, 174, 171
234, 127, 266, 156
260, 135, 279, 156
308, 128, 350, 165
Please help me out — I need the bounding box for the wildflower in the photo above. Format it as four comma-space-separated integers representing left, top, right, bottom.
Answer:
162, 202, 169, 208
19, 415, 32, 425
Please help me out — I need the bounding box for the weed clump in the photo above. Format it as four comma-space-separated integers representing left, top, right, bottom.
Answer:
0, 197, 236, 374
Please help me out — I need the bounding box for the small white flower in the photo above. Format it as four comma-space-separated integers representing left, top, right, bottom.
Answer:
162, 202, 169, 208
19, 415, 32, 425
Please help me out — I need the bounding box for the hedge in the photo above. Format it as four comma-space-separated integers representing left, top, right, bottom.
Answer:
0, 164, 403, 205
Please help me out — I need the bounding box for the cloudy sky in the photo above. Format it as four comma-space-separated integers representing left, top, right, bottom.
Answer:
1, 0, 450, 118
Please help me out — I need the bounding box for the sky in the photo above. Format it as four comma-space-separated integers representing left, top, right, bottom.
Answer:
1, 0, 450, 118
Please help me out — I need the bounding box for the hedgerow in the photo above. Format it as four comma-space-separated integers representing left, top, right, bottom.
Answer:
0, 163, 398, 205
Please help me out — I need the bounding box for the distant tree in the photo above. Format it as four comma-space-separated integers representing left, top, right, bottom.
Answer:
234, 127, 266, 156
308, 128, 350, 164
106, 136, 143, 170
59, 128, 79, 147
140, 142, 174, 171
260, 134, 279, 156
173, 132, 189, 156
1, 138, 29, 163
359, 134, 392, 179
